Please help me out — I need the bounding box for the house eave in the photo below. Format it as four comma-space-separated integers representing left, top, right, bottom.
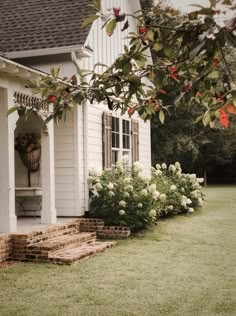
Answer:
5, 45, 93, 59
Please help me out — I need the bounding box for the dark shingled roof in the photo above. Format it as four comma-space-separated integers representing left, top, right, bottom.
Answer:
0, 0, 92, 53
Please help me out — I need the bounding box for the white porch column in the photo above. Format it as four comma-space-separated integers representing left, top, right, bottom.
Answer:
0, 88, 17, 233
41, 118, 57, 224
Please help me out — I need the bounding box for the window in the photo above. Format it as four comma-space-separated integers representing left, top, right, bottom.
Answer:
112, 117, 131, 165
103, 112, 139, 169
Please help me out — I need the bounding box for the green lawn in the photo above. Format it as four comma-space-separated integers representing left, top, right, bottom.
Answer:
0, 186, 236, 316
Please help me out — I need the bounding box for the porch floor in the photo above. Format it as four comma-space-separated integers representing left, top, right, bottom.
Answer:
1, 217, 78, 235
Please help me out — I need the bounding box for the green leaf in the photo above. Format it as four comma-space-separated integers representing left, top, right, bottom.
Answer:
189, 40, 206, 59
147, 30, 154, 41
6, 106, 18, 116
188, 4, 205, 9
207, 70, 220, 79
159, 110, 165, 124
81, 15, 99, 28
202, 111, 211, 126
106, 19, 117, 36
153, 42, 163, 52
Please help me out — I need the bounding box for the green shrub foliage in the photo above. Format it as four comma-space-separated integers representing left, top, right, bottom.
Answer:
88, 159, 205, 231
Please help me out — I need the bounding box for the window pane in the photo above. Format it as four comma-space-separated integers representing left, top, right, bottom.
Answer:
112, 117, 119, 132
112, 150, 119, 165
112, 132, 120, 148
123, 135, 130, 149
122, 120, 129, 134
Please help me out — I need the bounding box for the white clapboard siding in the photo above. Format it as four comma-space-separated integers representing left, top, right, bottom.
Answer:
54, 112, 77, 215
82, 0, 151, 174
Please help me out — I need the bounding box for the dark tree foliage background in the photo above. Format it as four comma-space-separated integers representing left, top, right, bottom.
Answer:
151, 111, 236, 183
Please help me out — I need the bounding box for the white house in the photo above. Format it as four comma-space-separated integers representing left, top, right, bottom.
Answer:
0, 0, 152, 233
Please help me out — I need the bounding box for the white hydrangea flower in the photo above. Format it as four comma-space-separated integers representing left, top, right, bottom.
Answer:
143, 176, 151, 184
190, 173, 197, 180
89, 168, 99, 177
107, 182, 114, 190
148, 183, 156, 193
141, 189, 148, 196
168, 205, 174, 210
161, 163, 167, 169
197, 178, 204, 183
108, 190, 115, 198
154, 170, 162, 176
124, 192, 130, 198
152, 191, 160, 200
176, 171, 182, 177
198, 197, 203, 206
186, 198, 192, 205
119, 200, 127, 208
119, 210, 126, 216
137, 203, 143, 208
188, 208, 195, 213
168, 164, 176, 173
95, 182, 102, 191
149, 209, 156, 217
124, 177, 131, 184
156, 163, 161, 170
175, 161, 181, 169
159, 194, 166, 202
133, 161, 143, 173
122, 155, 129, 163
170, 185, 177, 191
125, 185, 133, 192
181, 187, 185, 192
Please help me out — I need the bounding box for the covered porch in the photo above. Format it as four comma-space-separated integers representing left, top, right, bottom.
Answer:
0, 56, 57, 233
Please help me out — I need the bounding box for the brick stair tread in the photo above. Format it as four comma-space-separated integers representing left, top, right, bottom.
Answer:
49, 241, 116, 264
28, 232, 96, 251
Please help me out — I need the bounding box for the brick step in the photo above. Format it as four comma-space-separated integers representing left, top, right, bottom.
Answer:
26, 225, 80, 246
28, 232, 97, 252
49, 241, 116, 264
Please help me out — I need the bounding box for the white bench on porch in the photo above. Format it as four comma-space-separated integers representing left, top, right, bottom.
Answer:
15, 187, 42, 216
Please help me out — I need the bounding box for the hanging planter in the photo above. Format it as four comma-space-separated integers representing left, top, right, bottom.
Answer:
15, 133, 41, 172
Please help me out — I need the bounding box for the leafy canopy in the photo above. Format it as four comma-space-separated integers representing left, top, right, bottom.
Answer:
11, 0, 236, 129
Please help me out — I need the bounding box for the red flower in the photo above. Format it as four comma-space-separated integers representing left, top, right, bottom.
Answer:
219, 108, 229, 128
226, 104, 236, 114
49, 95, 57, 104
213, 58, 219, 66
113, 7, 120, 17
139, 26, 148, 34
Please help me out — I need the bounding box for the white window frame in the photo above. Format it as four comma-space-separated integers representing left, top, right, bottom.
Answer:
112, 117, 131, 166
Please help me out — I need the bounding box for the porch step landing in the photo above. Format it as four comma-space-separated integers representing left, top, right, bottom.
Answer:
49, 241, 116, 264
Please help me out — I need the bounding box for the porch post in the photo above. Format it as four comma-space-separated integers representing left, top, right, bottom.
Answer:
0, 88, 17, 233
41, 118, 57, 224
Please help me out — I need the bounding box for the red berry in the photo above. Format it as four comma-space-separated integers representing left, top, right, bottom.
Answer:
195, 91, 202, 97
139, 26, 148, 34
181, 84, 192, 93
168, 66, 177, 74
213, 58, 219, 66
49, 95, 57, 103
159, 89, 166, 94
113, 7, 120, 17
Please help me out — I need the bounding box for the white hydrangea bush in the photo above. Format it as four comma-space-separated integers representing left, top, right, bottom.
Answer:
88, 159, 159, 231
88, 160, 205, 231
151, 162, 205, 216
